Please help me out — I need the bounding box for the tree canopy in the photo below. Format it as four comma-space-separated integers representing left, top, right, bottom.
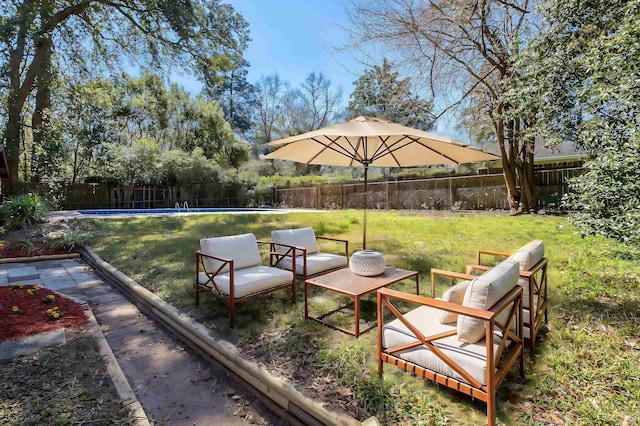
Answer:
344, 0, 539, 213
347, 58, 434, 131
1, 0, 250, 191
508, 0, 640, 244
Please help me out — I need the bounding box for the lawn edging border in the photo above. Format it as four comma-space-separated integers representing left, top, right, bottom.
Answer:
0, 253, 80, 264
80, 246, 380, 426
78, 299, 151, 426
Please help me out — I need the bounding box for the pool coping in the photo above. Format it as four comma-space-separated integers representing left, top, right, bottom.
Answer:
47, 208, 319, 220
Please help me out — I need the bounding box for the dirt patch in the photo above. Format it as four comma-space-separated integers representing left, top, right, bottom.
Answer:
0, 285, 88, 341
0, 325, 135, 425
242, 325, 368, 420
397, 209, 509, 217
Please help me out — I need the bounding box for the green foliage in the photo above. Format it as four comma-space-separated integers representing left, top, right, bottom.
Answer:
1, 0, 251, 190
42, 230, 91, 253
104, 137, 163, 186
347, 58, 434, 130
6, 238, 36, 254
162, 148, 223, 188
395, 167, 452, 179
508, 0, 640, 244
0, 193, 48, 229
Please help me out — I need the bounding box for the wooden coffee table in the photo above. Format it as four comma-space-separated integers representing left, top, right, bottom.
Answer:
304, 267, 419, 337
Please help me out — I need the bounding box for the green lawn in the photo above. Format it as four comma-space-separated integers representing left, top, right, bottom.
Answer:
88, 210, 640, 425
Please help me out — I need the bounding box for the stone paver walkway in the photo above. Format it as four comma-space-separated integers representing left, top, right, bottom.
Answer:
0, 258, 284, 426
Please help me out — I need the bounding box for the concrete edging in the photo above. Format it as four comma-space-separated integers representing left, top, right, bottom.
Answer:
80, 246, 380, 426
0, 253, 80, 264
79, 302, 151, 426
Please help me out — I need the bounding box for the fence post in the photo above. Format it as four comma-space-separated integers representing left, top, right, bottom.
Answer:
449, 178, 454, 209
386, 181, 389, 210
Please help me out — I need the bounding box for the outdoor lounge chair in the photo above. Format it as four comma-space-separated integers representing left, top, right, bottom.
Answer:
467, 239, 548, 356
270, 227, 348, 281
195, 233, 296, 328
378, 259, 525, 426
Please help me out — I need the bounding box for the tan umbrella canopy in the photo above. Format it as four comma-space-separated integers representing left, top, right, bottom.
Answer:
265, 116, 499, 249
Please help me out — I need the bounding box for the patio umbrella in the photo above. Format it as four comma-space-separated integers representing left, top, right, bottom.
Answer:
265, 116, 499, 249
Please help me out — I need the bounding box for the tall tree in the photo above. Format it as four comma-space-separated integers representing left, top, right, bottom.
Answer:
252, 73, 289, 151
202, 52, 255, 137
60, 78, 116, 184
507, 0, 640, 243
294, 72, 343, 132
345, 0, 538, 213
0, 0, 249, 192
347, 58, 434, 131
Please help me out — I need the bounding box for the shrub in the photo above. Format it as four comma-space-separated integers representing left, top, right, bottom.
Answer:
0, 193, 48, 230
41, 230, 91, 253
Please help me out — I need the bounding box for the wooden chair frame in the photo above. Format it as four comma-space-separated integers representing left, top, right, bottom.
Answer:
195, 241, 296, 328
270, 235, 349, 282
377, 274, 524, 426
467, 249, 548, 356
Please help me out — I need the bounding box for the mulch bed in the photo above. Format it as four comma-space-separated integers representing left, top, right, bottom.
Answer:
0, 285, 88, 341
0, 241, 69, 258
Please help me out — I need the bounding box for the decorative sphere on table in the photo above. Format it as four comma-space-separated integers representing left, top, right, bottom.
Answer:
349, 250, 386, 276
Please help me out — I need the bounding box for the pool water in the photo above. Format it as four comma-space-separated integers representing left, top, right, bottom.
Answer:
78, 208, 272, 216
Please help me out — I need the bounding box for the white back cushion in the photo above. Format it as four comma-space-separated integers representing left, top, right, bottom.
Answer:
509, 240, 544, 271
439, 280, 472, 324
271, 227, 319, 254
457, 259, 519, 343
200, 233, 261, 273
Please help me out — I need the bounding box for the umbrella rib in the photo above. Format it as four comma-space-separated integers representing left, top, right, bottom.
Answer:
371, 135, 403, 167
347, 136, 366, 167
306, 136, 363, 165
411, 137, 463, 164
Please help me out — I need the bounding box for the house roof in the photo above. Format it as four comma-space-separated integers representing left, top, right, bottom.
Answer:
533, 141, 586, 164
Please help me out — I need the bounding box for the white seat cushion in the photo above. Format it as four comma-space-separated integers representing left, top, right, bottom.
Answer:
198, 265, 293, 298
522, 295, 539, 340
509, 240, 544, 271
271, 228, 319, 254
200, 233, 261, 273
383, 305, 503, 386
518, 277, 534, 309
509, 240, 544, 309
278, 252, 347, 276
439, 280, 472, 324
457, 259, 519, 344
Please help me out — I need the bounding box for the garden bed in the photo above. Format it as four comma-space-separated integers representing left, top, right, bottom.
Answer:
0, 241, 71, 258
0, 284, 87, 341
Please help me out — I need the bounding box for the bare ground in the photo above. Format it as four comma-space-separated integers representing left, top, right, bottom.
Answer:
0, 326, 135, 425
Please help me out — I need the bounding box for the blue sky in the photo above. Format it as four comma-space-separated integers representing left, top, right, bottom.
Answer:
231, 0, 363, 96
229, 0, 465, 139
173, 1, 464, 139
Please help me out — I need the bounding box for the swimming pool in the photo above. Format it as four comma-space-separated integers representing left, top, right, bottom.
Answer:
78, 207, 274, 216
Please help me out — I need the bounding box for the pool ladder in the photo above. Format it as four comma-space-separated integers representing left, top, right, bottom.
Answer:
175, 201, 190, 212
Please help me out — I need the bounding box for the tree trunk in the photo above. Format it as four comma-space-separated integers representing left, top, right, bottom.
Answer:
520, 136, 537, 212
4, 0, 36, 193
493, 110, 521, 214
3, 0, 89, 192
30, 0, 55, 183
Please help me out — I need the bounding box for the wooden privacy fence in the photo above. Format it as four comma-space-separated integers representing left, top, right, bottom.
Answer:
274, 168, 585, 211
60, 184, 237, 210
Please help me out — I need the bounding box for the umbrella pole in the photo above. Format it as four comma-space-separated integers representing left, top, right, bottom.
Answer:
363, 165, 368, 250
